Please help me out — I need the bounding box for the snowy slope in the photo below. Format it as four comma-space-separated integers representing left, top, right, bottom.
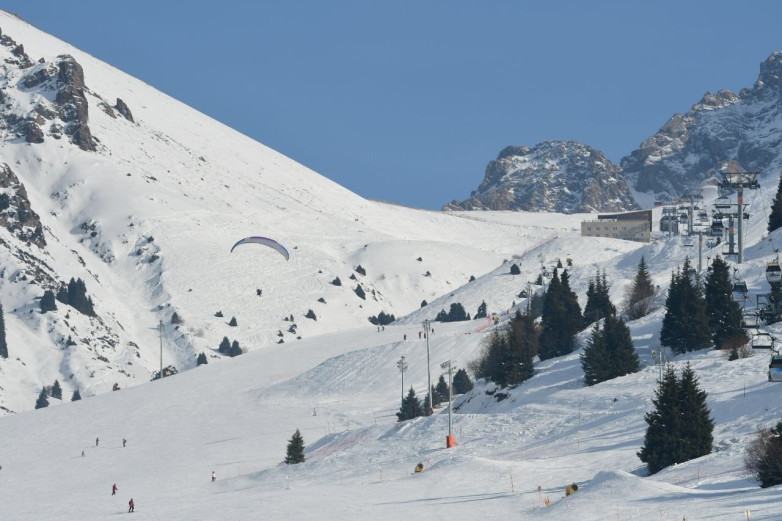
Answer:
1, 10, 782, 521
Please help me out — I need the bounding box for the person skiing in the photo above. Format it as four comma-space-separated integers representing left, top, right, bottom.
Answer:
211, 471, 216, 482
128, 498, 134, 513
112, 484, 118, 496
95, 437, 99, 447
81, 450, 85, 457
122, 438, 127, 447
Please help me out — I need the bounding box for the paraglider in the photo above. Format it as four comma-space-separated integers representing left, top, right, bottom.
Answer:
230, 236, 290, 261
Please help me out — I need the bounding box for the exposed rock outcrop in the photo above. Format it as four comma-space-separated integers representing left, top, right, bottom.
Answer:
0, 163, 45, 247
445, 141, 639, 213
115, 98, 134, 123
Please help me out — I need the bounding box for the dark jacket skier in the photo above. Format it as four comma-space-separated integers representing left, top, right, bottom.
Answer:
128, 498, 134, 512
112, 484, 118, 495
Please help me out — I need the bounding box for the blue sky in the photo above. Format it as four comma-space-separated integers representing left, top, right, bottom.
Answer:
5, 1, 782, 209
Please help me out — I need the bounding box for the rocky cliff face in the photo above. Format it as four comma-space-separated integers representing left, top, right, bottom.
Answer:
444, 141, 639, 213
622, 52, 782, 198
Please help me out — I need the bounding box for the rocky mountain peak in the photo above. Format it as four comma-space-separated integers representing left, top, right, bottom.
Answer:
754, 51, 782, 92
444, 141, 639, 213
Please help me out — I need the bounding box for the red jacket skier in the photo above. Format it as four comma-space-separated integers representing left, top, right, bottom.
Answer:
112, 484, 118, 496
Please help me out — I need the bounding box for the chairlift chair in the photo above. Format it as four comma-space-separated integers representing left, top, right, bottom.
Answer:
714, 197, 732, 210
767, 258, 782, 284
769, 354, 782, 382
710, 220, 725, 237
752, 332, 775, 350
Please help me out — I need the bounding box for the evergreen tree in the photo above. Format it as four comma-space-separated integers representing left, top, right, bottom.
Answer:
196, 352, 208, 365
503, 310, 537, 386
429, 385, 442, 408
51, 380, 62, 400
510, 263, 521, 275
474, 300, 487, 319
35, 388, 49, 409
397, 387, 423, 421
660, 259, 712, 354
528, 291, 544, 319
582, 270, 616, 328
452, 368, 473, 394
284, 429, 306, 464
229, 340, 242, 357
638, 364, 681, 474
40, 290, 57, 313
605, 314, 640, 377
420, 300, 427, 308
677, 362, 714, 462
638, 363, 713, 474
55, 284, 68, 305
539, 270, 582, 360
435, 375, 450, 403
171, 312, 182, 324
0, 304, 6, 359
71, 389, 81, 401
625, 256, 656, 320
354, 285, 366, 300
218, 336, 231, 355
581, 323, 610, 386
769, 173, 782, 233
228, 316, 237, 326
705, 256, 748, 350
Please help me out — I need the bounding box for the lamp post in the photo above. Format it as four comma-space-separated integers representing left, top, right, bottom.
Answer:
396, 356, 408, 404
440, 359, 455, 448
423, 319, 432, 415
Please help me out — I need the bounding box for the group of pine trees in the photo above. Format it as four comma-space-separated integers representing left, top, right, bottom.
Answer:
34, 380, 81, 409
472, 310, 538, 388
638, 363, 714, 474
538, 269, 583, 360
396, 368, 473, 422
660, 257, 747, 355
218, 336, 243, 357
435, 303, 470, 322
40, 278, 96, 317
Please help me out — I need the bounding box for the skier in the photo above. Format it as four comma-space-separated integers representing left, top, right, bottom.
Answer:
112, 484, 118, 496
403, 334, 406, 341
81, 450, 85, 457
122, 438, 127, 447
96, 437, 99, 447
128, 498, 134, 513
418, 331, 421, 339
211, 471, 216, 482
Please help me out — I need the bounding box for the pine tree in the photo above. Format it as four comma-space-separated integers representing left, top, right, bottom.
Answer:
582, 270, 616, 328
638, 364, 681, 474
539, 270, 581, 360
56, 284, 68, 305
660, 259, 712, 354
474, 300, 487, 319
504, 310, 537, 386
397, 387, 423, 421
510, 263, 521, 275
284, 429, 306, 464
218, 336, 231, 355
228, 316, 237, 326
40, 290, 57, 313
0, 304, 6, 359
452, 368, 473, 394
51, 380, 62, 400
35, 388, 49, 409
435, 375, 450, 403
229, 340, 242, 357
769, 173, 782, 233
705, 256, 748, 350
677, 362, 714, 462
71, 389, 81, 401
605, 314, 640, 377
196, 352, 208, 365
581, 323, 610, 386
625, 255, 656, 320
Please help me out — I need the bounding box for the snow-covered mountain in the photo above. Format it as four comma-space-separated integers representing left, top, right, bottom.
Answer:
3, 11, 782, 520
0, 12, 560, 414
444, 141, 640, 213
622, 52, 782, 199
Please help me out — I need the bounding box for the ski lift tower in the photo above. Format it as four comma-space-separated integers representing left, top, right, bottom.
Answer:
681, 188, 703, 236
718, 172, 759, 264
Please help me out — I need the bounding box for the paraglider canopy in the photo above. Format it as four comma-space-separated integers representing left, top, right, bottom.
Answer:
230, 236, 290, 261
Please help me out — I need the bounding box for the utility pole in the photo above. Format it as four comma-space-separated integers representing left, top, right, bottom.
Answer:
526, 281, 532, 314
423, 319, 432, 415
158, 320, 163, 379
440, 359, 455, 448
396, 356, 408, 404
